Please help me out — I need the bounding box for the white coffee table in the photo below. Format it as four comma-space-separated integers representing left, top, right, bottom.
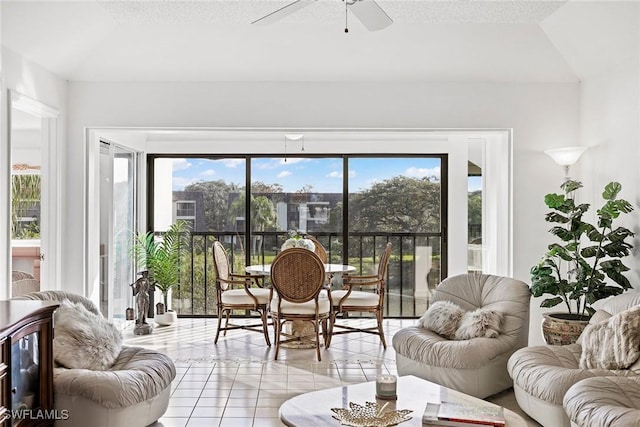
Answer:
279, 375, 528, 427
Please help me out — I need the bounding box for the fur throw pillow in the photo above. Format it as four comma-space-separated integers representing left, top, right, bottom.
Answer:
580, 305, 640, 370
54, 300, 123, 370
455, 308, 503, 340
418, 301, 465, 339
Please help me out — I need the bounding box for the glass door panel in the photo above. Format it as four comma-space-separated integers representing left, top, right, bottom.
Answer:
112, 148, 136, 322
99, 142, 137, 323
250, 157, 344, 264
153, 157, 247, 315
348, 157, 443, 317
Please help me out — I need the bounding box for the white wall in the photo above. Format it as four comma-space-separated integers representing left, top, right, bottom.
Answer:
67, 81, 580, 344
579, 56, 640, 286
0, 47, 67, 300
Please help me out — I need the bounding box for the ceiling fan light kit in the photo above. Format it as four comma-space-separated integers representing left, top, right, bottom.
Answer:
251, 0, 392, 32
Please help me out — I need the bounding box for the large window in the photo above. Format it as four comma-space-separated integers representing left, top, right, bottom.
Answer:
149, 154, 446, 317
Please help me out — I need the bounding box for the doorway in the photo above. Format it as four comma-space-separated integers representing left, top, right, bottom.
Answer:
8, 91, 60, 296
99, 140, 139, 323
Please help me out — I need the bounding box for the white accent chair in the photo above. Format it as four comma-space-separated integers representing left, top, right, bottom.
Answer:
508, 292, 640, 427
14, 291, 176, 427
392, 273, 531, 399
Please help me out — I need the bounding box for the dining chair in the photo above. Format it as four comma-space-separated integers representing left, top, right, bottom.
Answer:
302, 234, 328, 263
212, 241, 272, 345
270, 248, 331, 361
328, 242, 393, 348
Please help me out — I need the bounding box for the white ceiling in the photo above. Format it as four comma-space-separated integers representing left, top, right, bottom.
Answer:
0, 1, 636, 83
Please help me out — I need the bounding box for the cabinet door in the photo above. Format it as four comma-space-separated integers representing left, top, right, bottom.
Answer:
11, 330, 41, 415
9, 318, 53, 427
1, 337, 8, 426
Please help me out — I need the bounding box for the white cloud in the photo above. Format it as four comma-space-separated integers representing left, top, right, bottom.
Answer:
405, 166, 440, 179
327, 170, 355, 179
172, 158, 192, 171
220, 159, 244, 168
200, 169, 216, 177
277, 171, 292, 178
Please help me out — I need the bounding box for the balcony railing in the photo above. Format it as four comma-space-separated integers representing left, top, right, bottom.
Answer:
171, 231, 444, 318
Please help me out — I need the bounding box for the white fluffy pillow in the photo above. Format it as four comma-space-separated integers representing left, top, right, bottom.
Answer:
418, 301, 465, 339
53, 300, 123, 370
579, 305, 640, 369
454, 307, 503, 340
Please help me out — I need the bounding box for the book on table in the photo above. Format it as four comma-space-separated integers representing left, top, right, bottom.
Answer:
422, 401, 506, 426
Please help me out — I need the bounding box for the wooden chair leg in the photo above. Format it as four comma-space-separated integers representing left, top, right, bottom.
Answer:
214, 307, 224, 344
326, 312, 336, 347
223, 310, 230, 337
274, 317, 282, 360
377, 310, 387, 349
321, 319, 329, 348
314, 319, 321, 362
261, 309, 271, 346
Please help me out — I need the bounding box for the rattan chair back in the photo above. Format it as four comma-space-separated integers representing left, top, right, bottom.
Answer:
270, 248, 325, 303
212, 241, 231, 289
303, 234, 328, 264
377, 242, 393, 280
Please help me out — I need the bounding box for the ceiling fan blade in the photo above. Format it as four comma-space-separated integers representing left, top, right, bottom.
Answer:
347, 0, 393, 31
252, 0, 318, 26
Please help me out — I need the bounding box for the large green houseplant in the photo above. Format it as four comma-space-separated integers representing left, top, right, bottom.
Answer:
530, 180, 634, 343
131, 220, 191, 314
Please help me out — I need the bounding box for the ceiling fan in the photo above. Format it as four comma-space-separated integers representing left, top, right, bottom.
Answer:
252, 0, 393, 32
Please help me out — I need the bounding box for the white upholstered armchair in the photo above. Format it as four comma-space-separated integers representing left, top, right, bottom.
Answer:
392, 273, 531, 399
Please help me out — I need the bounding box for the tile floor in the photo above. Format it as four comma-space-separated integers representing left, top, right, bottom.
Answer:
123, 317, 540, 427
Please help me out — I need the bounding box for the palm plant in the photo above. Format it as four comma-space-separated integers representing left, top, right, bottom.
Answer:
131, 220, 192, 310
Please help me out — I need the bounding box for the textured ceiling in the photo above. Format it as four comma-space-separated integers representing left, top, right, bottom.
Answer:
0, 0, 594, 83
96, 0, 567, 24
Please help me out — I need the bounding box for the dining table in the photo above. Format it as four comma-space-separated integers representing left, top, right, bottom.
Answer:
245, 263, 356, 277
245, 262, 357, 349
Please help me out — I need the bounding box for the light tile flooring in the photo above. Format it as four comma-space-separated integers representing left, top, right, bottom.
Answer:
123, 317, 540, 427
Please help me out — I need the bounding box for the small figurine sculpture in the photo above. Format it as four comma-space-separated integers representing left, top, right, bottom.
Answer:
130, 271, 153, 335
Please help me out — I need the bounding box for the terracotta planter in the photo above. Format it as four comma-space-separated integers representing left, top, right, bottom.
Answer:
541, 313, 590, 345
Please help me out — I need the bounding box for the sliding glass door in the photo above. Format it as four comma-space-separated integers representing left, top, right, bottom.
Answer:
348, 157, 444, 317
99, 142, 137, 322
149, 154, 445, 318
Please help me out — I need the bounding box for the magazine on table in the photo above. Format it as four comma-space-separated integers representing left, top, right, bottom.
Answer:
422, 401, 506, 426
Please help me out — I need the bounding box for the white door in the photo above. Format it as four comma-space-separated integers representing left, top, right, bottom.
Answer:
99, 140, 138, 323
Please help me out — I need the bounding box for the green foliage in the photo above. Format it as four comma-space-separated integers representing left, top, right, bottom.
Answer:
530, 180, 634, 317
184, 180, 240, 231
349, 176, 440, 233
468, 190, 482, 225
11, 174, 41, 239
131, 220, 192, 308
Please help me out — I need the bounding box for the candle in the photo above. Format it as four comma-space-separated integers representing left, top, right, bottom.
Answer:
375, 374, 397, 400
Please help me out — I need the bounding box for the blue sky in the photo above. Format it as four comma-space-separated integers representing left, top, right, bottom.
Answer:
170, 157, 481, 192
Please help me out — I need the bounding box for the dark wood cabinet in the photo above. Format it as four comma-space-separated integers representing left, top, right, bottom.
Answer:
0, 301, 58, 427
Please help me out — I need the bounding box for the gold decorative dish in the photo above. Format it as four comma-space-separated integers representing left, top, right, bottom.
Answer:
331, 401, 412, 427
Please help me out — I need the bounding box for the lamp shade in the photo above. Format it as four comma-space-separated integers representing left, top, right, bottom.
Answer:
544, 146, 587, 166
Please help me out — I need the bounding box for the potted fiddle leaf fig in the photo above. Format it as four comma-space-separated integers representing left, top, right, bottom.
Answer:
530, 180, 634, 344
131, 220, 191, 325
